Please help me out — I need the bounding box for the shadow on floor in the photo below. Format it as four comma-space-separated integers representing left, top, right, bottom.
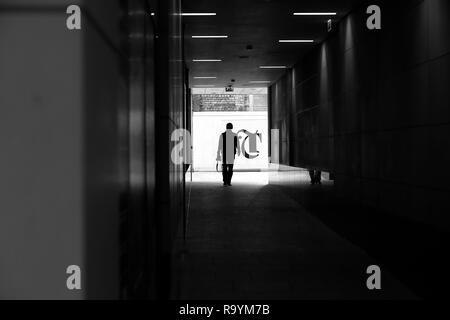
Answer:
176, 172, 417, 300
272, 175, 449, 300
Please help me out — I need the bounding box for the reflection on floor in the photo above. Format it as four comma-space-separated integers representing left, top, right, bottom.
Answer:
176, 171, 416, 300
187, 171, 269, 186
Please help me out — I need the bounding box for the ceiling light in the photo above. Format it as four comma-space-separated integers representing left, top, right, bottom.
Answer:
194, 77, 217, 79
259, 66, 287, 69
193, 59, 222, 62
293, 12, 337, 16
192, 35, 228, 39
182, 13, 216, 16
279, 40, 314, 43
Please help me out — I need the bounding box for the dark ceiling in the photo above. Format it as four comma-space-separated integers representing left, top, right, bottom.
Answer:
183, 0, 364, 88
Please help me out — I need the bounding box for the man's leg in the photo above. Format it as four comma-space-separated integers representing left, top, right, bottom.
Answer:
309, 170, 315, 184
315, 171, 322, 184
222, 164, 227, 185
224, 165, 230, 185
228, 165, 234, 185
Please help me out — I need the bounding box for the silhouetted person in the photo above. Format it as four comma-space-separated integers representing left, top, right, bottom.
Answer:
216, 123, 240, 186
309, 169, 322, 185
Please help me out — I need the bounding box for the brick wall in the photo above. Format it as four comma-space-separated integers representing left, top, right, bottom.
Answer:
193, 94, 268, 112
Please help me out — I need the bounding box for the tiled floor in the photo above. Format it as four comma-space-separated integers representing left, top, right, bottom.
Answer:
176, 171, 416, 300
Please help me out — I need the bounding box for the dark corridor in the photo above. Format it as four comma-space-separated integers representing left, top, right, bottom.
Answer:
0, 0, 449, 304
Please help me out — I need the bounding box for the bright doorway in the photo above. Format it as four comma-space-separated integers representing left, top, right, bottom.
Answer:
191, 88, 268, 172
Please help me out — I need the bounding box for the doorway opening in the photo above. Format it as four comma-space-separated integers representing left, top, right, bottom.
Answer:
191, 87, 269, 180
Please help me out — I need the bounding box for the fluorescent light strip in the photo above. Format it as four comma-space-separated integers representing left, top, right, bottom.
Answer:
259, 66, 287, 69
294, 12, 337, 16
192, 35, 228, 39
182, 13, 216, 16
279, 40, 314, 43
193, 59, 222, 62
194, 77, 217, 79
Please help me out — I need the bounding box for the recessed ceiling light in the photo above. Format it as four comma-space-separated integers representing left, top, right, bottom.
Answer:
193, 59, 222, 62
279, 40, 314, 43
192, 35, 228, 39
293, 12, 337, 16
259, 66, 287, 69
194, 77, 217, 79
150, 12, 155, 16
182, 13, 217, 16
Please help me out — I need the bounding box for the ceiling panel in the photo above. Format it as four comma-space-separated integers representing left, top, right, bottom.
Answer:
183, 0, 365, 88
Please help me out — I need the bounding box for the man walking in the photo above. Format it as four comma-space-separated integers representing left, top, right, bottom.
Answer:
216, 123, 240, 186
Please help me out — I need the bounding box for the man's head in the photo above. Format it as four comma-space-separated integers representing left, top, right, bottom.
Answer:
226, 123, 233, 130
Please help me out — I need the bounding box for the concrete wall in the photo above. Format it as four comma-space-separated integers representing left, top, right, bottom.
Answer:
121, 0, 159, 299
0, 0, 189, 299
0, 0, 127, 299
154, 0, 187, 298
270, 0, 450, 230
